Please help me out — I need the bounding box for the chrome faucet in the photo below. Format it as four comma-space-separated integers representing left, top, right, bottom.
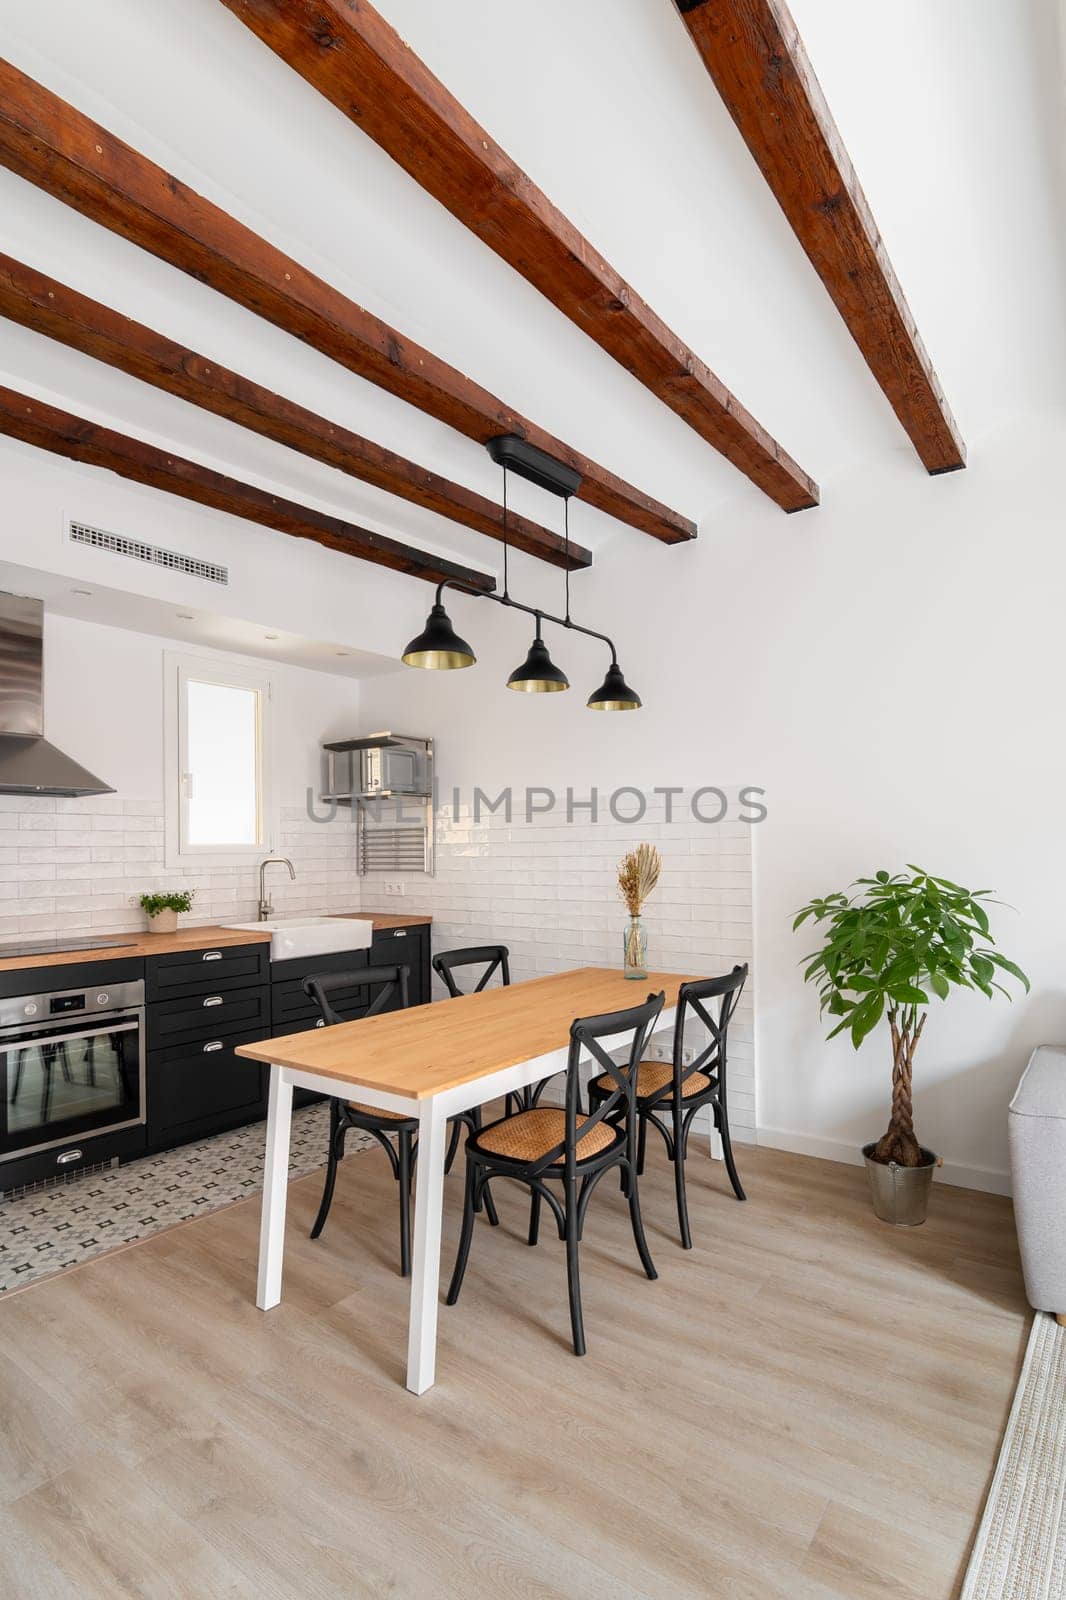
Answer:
258, 856, 295, 921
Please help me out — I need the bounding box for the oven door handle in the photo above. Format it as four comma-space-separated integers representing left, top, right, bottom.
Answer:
0, 1020, 140, 1054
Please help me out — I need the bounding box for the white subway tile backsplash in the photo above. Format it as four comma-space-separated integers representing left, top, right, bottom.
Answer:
0, 799, 363, 944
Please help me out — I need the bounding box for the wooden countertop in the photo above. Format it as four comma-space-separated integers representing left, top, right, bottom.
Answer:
0, 913, 431, 975
331, 912, 432, 932
0, 924, 271, 976
237, 967, 698, 1099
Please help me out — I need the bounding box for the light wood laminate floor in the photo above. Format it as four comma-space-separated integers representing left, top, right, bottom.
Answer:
0, 1141, 1028, 1600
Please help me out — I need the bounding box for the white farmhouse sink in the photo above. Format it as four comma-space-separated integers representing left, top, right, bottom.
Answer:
223, 916, 373, 962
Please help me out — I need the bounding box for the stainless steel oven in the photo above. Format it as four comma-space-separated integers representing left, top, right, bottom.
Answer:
0, 980, 145, 1170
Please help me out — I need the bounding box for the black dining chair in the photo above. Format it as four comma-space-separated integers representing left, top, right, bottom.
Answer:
432, 945, 550, 1117
446, 989, 665, 1357
305, 964, 497, 1276
587, 966, 749, 1248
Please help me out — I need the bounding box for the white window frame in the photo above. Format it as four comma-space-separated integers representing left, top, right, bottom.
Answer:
164, 650, 278, 870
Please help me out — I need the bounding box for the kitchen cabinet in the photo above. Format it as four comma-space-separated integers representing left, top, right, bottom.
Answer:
147, 942, 269, 1000
370, 924, 431, 1008
145, 939, 270, 1151
147, 1029, 270, 1149
148, 984, 271, 1050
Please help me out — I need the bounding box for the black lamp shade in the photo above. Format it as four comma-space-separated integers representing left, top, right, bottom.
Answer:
587, 662, 642, 711
506, 633, 570, 693
401, 602, 476, 669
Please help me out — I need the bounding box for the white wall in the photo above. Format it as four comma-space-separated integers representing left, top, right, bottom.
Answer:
362, 410, 1066, 1193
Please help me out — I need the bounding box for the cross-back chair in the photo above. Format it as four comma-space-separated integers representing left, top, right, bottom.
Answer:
432, 945, 550, 1116
305, 963, 497, 1275
446, 989, 665, 1356
587, 966, 749, 1248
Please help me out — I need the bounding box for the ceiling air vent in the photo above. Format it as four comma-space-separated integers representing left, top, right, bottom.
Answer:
68, 521, 228, 585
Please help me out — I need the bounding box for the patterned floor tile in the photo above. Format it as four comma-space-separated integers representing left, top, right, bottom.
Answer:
0, 1105, 374, 1293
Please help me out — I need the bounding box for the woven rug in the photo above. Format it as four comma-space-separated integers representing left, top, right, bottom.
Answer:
961, 1312, 1066, 1599
0, 1104, 374, 1294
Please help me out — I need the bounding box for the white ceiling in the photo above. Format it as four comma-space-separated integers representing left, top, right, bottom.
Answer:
0, 0, 1063, 580
0, 561, 400, 679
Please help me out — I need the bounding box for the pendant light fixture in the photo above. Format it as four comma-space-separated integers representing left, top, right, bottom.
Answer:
587, 660, 642, 711
400, 435, 642, 710
401, 601, 476, 669
506, 617, 570, 693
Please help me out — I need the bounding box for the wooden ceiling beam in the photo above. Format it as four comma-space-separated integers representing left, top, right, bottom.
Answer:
0, 385, 496, 592
219, 0, 819, 514
0, 58, 694, 546
0, 254, 589, 572
673, 0, 965, 474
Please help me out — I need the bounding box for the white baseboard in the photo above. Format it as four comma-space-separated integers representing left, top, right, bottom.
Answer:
756, 1125, 1012, 1197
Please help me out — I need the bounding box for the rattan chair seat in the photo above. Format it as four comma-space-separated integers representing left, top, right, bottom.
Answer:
346, 1100, 413, 1122
474, 1107, 620, 1165
591, 1059, 713, 1102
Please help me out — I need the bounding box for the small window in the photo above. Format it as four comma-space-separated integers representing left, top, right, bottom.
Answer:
164, 653, 276, 868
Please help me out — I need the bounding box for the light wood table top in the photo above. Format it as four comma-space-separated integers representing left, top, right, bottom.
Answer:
236, 967, 701, 1099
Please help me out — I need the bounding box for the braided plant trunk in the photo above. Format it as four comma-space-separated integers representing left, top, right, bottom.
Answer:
872, 1006, 927, 1167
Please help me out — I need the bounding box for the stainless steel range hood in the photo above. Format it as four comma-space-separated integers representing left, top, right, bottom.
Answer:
0, 594, 114, 796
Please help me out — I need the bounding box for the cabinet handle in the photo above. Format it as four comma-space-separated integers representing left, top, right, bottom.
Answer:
203, 1040, 224, 1053
392, 929, 407, 938
202, 950, 222, 961
202, 996, 224, 1007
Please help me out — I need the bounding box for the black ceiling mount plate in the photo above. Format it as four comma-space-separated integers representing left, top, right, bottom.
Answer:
486, 435, 583, 499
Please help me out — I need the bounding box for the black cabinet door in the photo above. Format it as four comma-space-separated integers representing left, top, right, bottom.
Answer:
147, 942, 269, 1000
370, 926, 429, 1007
271, 948, 370, 1032
147, 1029, 269, 1150
148, 984, 270, 1050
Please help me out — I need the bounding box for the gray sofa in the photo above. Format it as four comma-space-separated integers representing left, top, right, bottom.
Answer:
1009, 1045, 1066, 1323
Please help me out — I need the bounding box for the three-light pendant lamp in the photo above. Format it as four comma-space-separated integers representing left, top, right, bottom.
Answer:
401, 436, 642, 710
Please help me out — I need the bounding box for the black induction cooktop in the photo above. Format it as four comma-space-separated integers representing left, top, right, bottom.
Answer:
0, 935, 138, 959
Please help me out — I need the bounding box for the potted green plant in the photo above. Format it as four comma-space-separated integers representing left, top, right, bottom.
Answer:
794, 867, 1029, 1225
139, 888, 196, 935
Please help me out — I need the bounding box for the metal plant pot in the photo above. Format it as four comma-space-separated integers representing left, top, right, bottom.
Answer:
862, 1143, 938, 1226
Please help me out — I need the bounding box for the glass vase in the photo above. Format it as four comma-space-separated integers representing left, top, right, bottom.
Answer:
623, 914, 648, 979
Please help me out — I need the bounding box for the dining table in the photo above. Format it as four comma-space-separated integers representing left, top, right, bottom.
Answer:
236, 966, 706, 1394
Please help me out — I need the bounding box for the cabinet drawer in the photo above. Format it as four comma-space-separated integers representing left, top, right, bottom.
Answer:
271, 971, 369, 1030
147, 942, 269, 999
147, 1027, 269, 1149
148, 983, 270, 1049
370, 925, 424, 955
371, 926, 428, 1007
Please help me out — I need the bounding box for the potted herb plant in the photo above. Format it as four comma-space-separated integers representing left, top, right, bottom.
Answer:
139, 888, 196, 935
794, 867, 1029, 1225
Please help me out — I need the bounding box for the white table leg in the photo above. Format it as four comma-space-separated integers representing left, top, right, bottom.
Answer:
406, 1098, 448, 1395
257, 1065, 294, 1310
